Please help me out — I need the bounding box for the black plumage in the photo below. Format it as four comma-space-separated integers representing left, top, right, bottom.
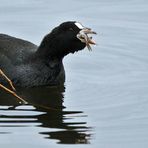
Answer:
0, 21, 94, 87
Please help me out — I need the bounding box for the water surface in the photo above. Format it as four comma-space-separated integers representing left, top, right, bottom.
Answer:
0, 0, 148, 148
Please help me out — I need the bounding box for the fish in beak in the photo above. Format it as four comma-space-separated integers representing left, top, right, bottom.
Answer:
77, 28, 97, 51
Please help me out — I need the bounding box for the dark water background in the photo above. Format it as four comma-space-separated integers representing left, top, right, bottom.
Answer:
0, 0, 148, 148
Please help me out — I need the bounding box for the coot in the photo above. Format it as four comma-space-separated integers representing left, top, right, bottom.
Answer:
0, 21, 96, 87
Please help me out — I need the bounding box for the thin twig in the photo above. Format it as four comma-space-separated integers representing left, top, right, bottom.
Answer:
0, 69, 16, 91
0, 69, 27, 104
0, 83, 27, 104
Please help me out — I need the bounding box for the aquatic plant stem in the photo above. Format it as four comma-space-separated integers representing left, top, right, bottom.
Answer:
0, 69, 27, 104
0, 83, 27, 104
0, 69, 16, 91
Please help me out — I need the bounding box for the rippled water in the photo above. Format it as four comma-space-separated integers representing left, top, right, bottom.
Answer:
0, 0, 148, 148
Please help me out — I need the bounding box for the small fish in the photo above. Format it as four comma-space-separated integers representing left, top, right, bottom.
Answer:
77, 28, 97, 51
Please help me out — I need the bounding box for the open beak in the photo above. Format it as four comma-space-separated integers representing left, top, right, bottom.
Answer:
77, 28, 97, 51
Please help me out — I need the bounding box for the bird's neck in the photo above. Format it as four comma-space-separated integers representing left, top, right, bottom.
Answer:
35, 34, 68, 60
30, 38, 63, 70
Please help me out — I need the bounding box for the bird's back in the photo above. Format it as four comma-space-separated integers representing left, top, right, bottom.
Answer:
0, 34, 37, 67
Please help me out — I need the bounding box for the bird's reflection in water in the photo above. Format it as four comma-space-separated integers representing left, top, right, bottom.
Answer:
0, 85, 91, 144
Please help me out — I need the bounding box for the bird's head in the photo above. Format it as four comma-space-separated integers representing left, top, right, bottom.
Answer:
38, 21, 96, 59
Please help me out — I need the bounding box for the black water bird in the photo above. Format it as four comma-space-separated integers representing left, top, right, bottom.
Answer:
0, 21, 96, 87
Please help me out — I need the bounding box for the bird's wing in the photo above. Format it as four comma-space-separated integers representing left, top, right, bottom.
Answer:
0, 34, 38, 66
